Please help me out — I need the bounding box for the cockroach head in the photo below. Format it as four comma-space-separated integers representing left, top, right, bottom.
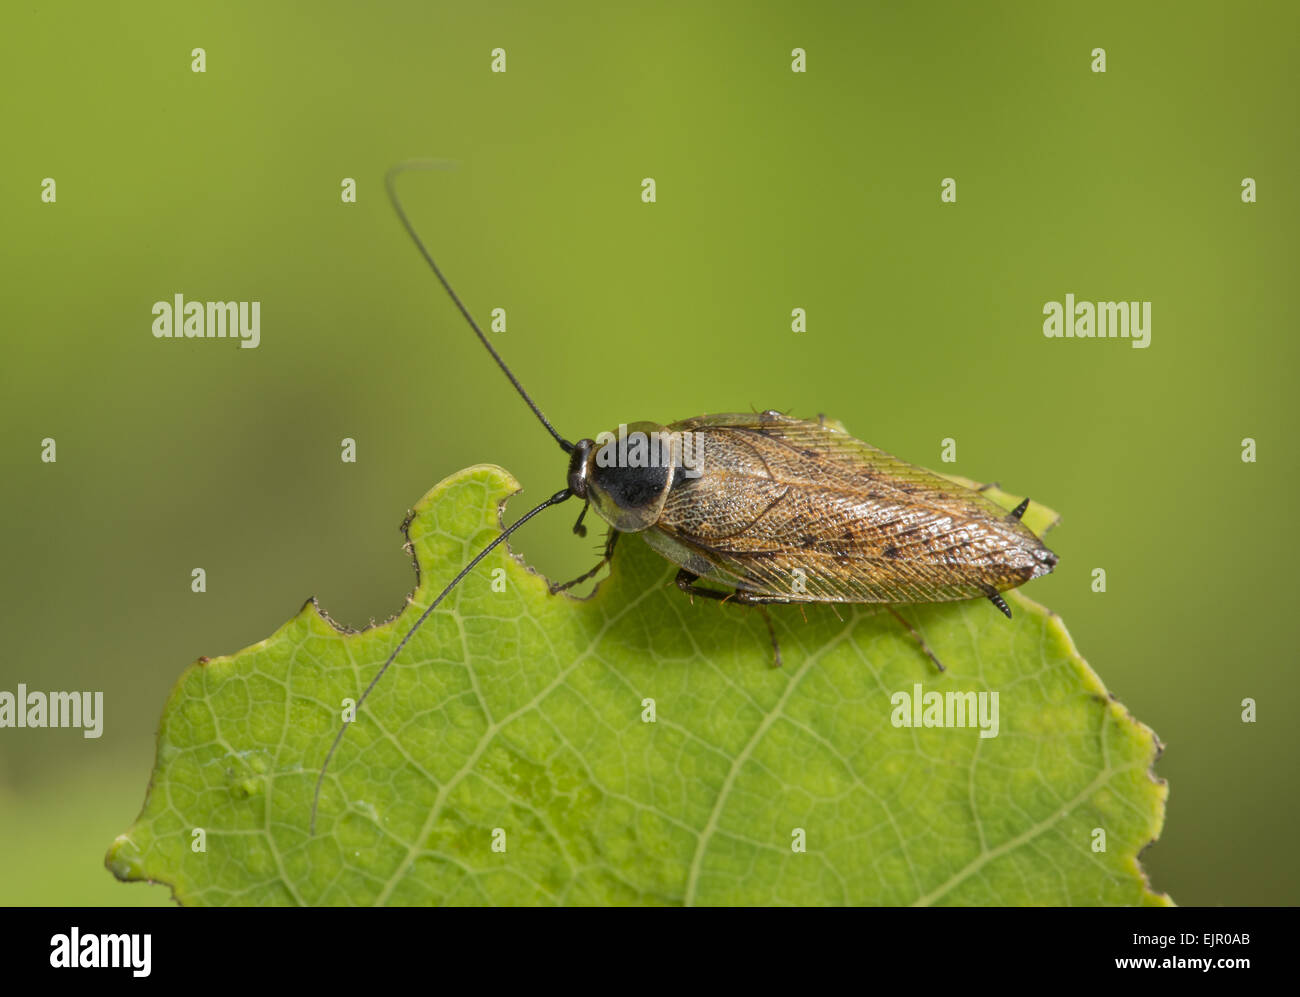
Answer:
567, 438, 595, 499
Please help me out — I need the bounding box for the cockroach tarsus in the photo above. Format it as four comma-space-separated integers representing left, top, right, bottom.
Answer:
307, 161, 1059, 834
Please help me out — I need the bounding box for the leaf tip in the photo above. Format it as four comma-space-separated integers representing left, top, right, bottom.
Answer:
104, 832, 144, 883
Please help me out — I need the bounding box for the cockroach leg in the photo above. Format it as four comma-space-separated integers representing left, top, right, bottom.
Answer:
571, 501, 591, 538
884, 606, 946, 673
1008, 497, 1030, 520
755, 606, 782, 668
674, 569, 785, 667
549, 530, 619, 595
675, 568, 729, 603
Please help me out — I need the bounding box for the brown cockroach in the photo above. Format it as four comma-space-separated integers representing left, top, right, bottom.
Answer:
309, 163, 1057, 832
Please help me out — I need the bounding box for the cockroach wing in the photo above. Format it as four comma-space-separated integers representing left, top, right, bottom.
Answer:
645, 412, 1057, 605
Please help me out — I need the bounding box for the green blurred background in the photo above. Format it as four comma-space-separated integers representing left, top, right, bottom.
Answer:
1, 1, 1296, 906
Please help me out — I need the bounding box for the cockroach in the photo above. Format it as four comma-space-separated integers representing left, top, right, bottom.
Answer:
308, 162, 1058, 832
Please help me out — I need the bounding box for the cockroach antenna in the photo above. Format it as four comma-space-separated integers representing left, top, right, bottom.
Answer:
309, 486, 570, 833
310, 163, 578, 834
384, 161, 574, 454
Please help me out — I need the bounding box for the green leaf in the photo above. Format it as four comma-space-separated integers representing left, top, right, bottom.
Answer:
107, 464, 1169, 906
